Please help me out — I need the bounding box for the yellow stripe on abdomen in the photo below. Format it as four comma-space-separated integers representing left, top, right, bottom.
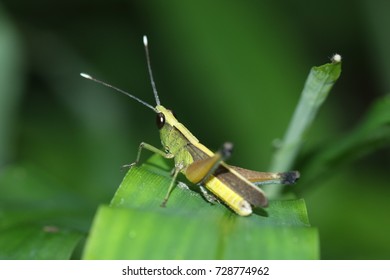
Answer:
205, 176, 252, 216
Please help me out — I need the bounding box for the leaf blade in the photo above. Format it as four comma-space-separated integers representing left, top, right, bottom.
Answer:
267, 58, 342, 198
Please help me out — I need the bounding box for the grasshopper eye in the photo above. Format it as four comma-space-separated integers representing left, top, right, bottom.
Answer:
156, 112, 165, 129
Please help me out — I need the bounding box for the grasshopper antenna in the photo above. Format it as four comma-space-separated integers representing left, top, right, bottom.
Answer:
80, 73, 158, 112
143, 35, 161, 106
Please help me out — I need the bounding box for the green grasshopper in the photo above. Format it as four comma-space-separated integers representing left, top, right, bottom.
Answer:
81, 36, 299, 216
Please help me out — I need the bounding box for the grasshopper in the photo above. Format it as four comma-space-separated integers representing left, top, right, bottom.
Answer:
81, 36, 299, 216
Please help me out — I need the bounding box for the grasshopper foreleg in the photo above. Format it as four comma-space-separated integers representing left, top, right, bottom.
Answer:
122, 142, 174, 169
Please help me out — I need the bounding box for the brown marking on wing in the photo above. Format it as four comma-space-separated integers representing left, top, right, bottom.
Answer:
213, 165, 268, 207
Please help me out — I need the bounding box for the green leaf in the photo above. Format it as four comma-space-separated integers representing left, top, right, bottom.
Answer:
83, 155, 319, 260
266, 58, 342, 198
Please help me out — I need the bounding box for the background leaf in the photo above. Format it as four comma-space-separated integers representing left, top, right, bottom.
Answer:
0, 165, 86, 259
0, 4, 24, 165
0, 225, 82, 260
299, 95, 390, 189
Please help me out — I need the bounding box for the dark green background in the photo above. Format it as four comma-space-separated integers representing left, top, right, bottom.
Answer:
1, 1, 389, 259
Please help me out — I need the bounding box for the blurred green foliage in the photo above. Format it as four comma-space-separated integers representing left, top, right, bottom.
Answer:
0, 0, 389, 259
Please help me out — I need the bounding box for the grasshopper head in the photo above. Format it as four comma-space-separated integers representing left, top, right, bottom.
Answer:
155, 105, 181, 152
155, 105, 179, 130
155, 104, 198, 152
